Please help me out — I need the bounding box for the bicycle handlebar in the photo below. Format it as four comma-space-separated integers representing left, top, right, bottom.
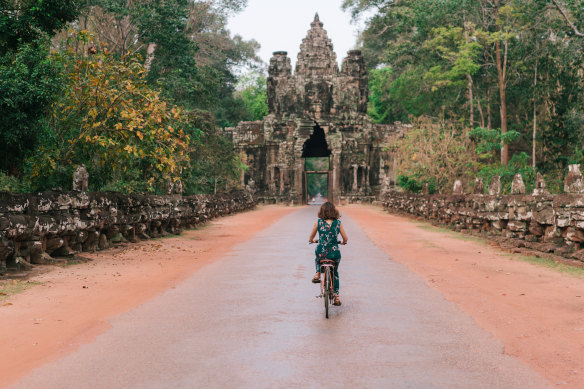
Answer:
309, 240, 346, 245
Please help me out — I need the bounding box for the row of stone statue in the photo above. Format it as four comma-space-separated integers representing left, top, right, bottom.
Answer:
73, 165, 184, 195
450, 164, 584, 196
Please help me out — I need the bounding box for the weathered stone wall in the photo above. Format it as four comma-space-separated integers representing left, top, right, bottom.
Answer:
0, 191, 255, 275
381, 191, 584, 262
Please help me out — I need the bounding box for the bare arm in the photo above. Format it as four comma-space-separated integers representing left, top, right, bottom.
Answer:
339, 223, 348, 245
309, 221, 318, 243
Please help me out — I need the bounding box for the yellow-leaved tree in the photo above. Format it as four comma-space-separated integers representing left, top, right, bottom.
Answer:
27, 37, 190, 193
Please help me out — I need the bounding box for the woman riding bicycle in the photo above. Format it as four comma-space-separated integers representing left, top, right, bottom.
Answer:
308, 201, 348, 306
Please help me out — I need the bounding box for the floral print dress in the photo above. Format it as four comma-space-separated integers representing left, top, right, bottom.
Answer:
315, 218, 341, 294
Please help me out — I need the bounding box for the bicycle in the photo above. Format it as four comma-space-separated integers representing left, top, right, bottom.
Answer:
310, 240, 342, 319
320, 258, 336, 318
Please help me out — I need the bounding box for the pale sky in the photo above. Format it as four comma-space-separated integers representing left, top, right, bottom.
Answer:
227, 0, 365, 69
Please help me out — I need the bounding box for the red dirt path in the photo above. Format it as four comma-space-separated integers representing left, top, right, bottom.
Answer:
0, 205, 294, 388
343, 205, 584, 388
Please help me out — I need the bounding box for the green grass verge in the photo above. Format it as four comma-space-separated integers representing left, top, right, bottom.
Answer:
414, 220, 584, 277
0, 281, 43, 303
155, 234, 181, 240
60, 259, 84, 267
505, 254, 584, 278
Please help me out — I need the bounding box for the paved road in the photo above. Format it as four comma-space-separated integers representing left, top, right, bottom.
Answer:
11, 207, 551, 389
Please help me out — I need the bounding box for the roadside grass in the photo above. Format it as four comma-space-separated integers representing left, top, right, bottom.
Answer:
59, 259, 84, 267
155, 233, 182, 240
0, 281, 43, 303
504, 254, 584, 278
414, 220, 584, 278
191, 222, 212, 231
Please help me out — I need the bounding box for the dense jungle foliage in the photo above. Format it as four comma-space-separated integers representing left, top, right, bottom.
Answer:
346, 0, 584, 194
0, 0, 267, 194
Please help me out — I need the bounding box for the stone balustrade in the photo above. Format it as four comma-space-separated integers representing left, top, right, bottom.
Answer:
381, 166, 584, 262
0, 190, 255, 275
381, 191, 584, 260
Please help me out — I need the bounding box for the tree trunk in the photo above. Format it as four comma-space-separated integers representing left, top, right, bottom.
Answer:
493, 0, 509, 165
487, 87, 492, 130
463, 23, 474, 127
475, 85, 485, 128
495, 39, 509, 165
144, 42, 157, 73
467, 74, 474, 127
533, 60, 538, 168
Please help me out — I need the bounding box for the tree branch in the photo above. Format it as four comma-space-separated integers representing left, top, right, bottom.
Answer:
373, 24, 396, 37
551, 0, 584, 37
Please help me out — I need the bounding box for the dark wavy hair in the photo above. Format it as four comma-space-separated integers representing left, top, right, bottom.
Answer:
318, 201, 340, 220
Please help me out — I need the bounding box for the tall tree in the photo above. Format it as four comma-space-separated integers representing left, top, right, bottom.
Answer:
346, 0, 584, 172
0, 0, 81, 173
0, 0, 80, 52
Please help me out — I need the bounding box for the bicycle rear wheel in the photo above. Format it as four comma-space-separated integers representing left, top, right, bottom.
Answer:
324, 268, 331, 318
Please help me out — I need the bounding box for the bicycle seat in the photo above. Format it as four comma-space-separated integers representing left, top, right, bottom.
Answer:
320, 259, 336, 265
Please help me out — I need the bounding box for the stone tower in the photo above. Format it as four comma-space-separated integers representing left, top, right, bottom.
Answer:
226, 14, 402, 204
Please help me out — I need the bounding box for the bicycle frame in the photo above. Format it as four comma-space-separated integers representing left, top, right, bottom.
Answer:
320, 260, 336, 296
320, 259, 336, 318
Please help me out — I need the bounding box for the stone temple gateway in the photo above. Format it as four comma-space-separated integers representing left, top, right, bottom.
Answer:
226, 14, 402, 204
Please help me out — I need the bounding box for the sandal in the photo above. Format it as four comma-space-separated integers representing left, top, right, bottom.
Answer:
333, 295, 342, 306
311, 273, 321, 283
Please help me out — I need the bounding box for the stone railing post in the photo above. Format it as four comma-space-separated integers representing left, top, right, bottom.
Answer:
511, 173, 526, 194
472, 177, 484, 194
72, 165, 89, 192
453, 179, 463, 195
488, 176, 501, 196
564, 164, 584, 193
422, 182, 430, 195
533, 172, 549, 195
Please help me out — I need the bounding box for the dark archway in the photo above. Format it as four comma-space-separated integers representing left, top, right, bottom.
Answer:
302, 123, 331, 204
302, 124, 331, 158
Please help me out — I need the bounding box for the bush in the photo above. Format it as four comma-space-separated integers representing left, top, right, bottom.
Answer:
477, 152, 536, 194
397, 174, 437, 194
389, 116, 477, 193
0, 172, 28, 192
0, 38, 62, 173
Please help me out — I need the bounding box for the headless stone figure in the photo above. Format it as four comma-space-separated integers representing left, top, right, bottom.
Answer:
73, 165, 89, 192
